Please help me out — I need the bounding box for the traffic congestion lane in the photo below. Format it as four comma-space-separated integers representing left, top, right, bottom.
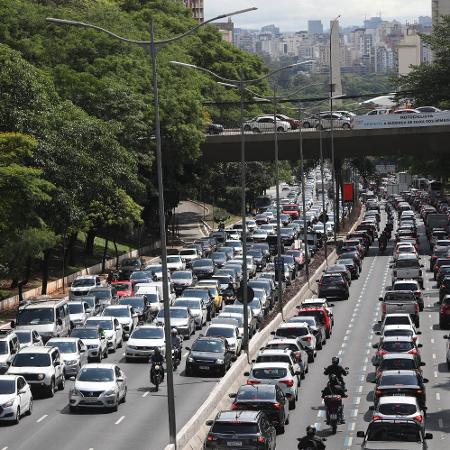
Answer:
0, 322, 222, 450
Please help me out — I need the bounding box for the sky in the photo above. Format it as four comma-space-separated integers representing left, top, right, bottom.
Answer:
204, 0, 431, 31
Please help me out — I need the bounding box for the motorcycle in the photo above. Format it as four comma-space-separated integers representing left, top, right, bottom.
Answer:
323, 395, 343, 434
297, 437, 327, 450
323, 368, 349, 389
172, 347, 181, 371
378, 241, 387, 254
222, 292, 236, 305
150, 363, 163, 392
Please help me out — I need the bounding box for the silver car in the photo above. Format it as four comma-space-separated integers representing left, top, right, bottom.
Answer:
47, 337, 87, 377
243, 115, 291, 133
155, 307, 196, 339
302, 112, 351, 130
69, 363, 127, 412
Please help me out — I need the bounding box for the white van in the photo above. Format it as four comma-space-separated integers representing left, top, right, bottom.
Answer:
134, 281, 176, 305
12, 297, 71, 342
134, 285, 163, 313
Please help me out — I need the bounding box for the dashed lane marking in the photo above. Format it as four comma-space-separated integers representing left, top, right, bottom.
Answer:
36, 414, 48, 423
436, 393, 441, 401
434, 371, 439, 378
438, 419, 444, 428
115, 416, 125, 425
357, 386, 363, 393
142, 391, 150, 398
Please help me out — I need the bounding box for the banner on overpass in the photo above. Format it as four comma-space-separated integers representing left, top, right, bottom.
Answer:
352, 111, 450, 129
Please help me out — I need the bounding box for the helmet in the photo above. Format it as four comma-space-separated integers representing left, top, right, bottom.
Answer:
154, 347, 161, 355
332, 356, 339, 365
306, 425, 316, 437
171, 328, 178, 336
329, 374, 339, 385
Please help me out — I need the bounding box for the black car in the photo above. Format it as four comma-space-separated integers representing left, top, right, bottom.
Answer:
248, 249, 266, 271
129, 270, 154, 289
230, 384, 289, 432
118, 296, 151, 322
191, 259, 215, 279
324, 264, 351, 286
185, 336, 233, 376
210, 252, 227, 268
336, 258, 360, 279
119, 257, 145, 279
317, 273, 349, 300
439, 276, 450, 302
206, 123, 224, 135
205, 410, 276, 449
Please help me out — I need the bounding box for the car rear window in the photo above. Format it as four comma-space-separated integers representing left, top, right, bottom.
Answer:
395, 260, 419, 268
256, 355, 291, 364
383, 330, 413, 338
381, 341, 414, 352
211, 422, 259, 434
380, 359, 415, 371
379, 374, 419, 386
385, 292, 416, 301
378, 403, 417, 415
276, 327, 308, 338
237, 387, 275, 401
252, 368, 287, 379
384, 316, 411, 326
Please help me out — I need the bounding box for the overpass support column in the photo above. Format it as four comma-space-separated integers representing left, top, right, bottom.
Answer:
334, 158, 343, 233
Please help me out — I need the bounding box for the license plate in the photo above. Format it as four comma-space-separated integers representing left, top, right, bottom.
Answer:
396, 393, 405, 396
227, 442, 242, 447
83, 397, 99, 403
199, 366, 210, 370
330, 414, 338, 420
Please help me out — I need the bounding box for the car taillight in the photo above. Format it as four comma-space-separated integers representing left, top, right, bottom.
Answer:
247, 380, 261, 385
414, 303, 419, 314
414, 415, 423, 423
273, 402, 283, 410
393, 270, 397, 277
377, 350, 387, 356
257, 437, 266, 444
295, 351, 302, 361
231, 403, 239, 410
304, 336, 312, 343
416, 389, 423, 395
414, 291, 421, 296
382, 303, 387, 314
375, 389, 382, 397
372, 415, 382, 421
408, 348, 417, 355
280, 379, 294, 387
207, 435, 217, 441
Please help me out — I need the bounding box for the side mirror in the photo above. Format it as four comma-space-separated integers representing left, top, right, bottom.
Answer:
329, 303, 335, 307
270, 331, 275, 335
368, 405, 374, 410
443, 335, 449, 339
243, 371, 250, 376
420, 264, 424, 268
420, 362, 426, 366
69, 376, 76, 381
251, 359, 255, 363
229, 393, 236, 398
378, 297, 383, 301
376, 331, 381, 335
370, 379, 377, 383
295, 371, 301, 375
205, 420, 214, 427
185, 347, 191, 351
356, 431, 365, 438
372, 343, 379, 348
117, 377, 124, 382
416, 331, 422, 335
54, 361, 60, 366
57, 318, 63, 326
425, 433, 433, 440
19, 388, 27, 394
423, 378, 429, 383
418, 344, 423, 348
10, 320, 15, 328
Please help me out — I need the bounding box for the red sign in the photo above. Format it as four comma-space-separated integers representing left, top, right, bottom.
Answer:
343, 183, 354, 202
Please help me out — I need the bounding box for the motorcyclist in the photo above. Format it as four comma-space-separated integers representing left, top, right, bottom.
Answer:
149, 347, 165, 382
297, 425, 326, 450
171, 328, 182, 361
324, 357, 348, 385
378, 231, 388, 249
321, 374, 347, 424
222, 283, 236, 302
218, 221, 225, 231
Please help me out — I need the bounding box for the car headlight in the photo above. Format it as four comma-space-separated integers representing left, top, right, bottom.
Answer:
187, 356, 194, 363
70, 388, 81, 397
127, 345, 137, 350
216, 359, 224, 365
37, 374, 45, 380
159, 346, 165, 352
107, 335, 113, 340
229, 343, 236, 349
102, 389, 117, 397
2, 399, 15, 408
64, 360, 79, 366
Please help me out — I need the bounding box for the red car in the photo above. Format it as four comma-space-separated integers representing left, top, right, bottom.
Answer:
297, 307, 332, 338
439, 295, 450, 328
111, 280, 133, 297
282, 204, 300, 220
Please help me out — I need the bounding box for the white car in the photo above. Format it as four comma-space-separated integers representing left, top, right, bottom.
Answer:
70, 326, 109, 363
443, 334, 450, 370
179, 248, 200, 266
163, 255, 185, 271
14, 330, 43, 349
69, 363, 127, 412
370, 396, 424, 424
274, 322, 317, 358
264, 338, 309, 376
173, 297, 207, 329
255, 348, 303, 380
0, 375, 33, 423
243, 115, 291, 133
47, 337, 87, 377
102, 305, 138, 340
85, 317, 123, 352
125, 325, 165, 361
69, 275, 102, 299
205, 324, 242, 356
68, 301, 92, 327
252, 228, 269, 242
244, 362, 300, 409
377, 324, 420, 344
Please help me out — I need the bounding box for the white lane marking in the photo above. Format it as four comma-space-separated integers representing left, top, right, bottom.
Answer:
364, 357, 368, 364
351, 409, 358, 417
366, 349, 370, 355
142, 391, 150, 398
1, 447, 8, 450
115, 415, 125, 425
431, 338, 435, 344
344, 336, 349, 341
434, 371, 438, 378
428, 314, 432, 318
338, 350, 344, 356
433, 353, 436, 360
317, 409, 325, 418
314, 422, 322, 431
341, 342, 347, 348
436, 393, 441, 401
36, 414, 48, 423
345, 329, 351, 335
357, 386, 363, 393
362, 365, 367, 372
183, 352, 189, 358
360, 375, 365, 382
429, 326, 433, 330
348, 422, 356, 431
354, 397, 361, 405
438, 419, 444, 428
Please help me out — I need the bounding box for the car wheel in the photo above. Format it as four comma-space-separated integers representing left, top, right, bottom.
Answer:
27, 398, 33, 416
111, 397, 119, 412
277, 126, 285, 132
48, 379, 55, 398
447, 360, 450, 370
121, 388, 127, 403
308, 353, 314, 363
104, 348, 108, 359
13, 406, 20, 425
219, 366, 226, 377
326, 330, 331, 339
289, 397, 296, 410
69, 405, 77, 413
57, 375, 65, 391
117, 338, 123, 349
316, 341, 323, 350
303, 122, 310, 128
342, 123, 350, 129
252, 127, 261, 133
277, 423, 285, 434
243, 125, 251, 132
185, 366, 193, 377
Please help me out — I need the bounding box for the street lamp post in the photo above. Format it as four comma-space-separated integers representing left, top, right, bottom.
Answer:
47, 8, 257, 448
329, 15, 341, 244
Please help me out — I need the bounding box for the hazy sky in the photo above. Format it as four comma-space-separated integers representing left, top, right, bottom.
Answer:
204, 0, 431, 31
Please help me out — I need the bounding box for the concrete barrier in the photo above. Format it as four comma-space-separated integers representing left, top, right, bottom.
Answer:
0, 241, 160, 313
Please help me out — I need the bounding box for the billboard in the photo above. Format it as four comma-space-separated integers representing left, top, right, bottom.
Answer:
343, 183, 354, 202
352, 111, 450, 129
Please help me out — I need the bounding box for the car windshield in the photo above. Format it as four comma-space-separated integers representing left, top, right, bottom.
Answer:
68, 304, 84, 314
257, 355, 290, 364
87, 319, 112, 330
266, 343, 297, 352
17, 308, 54, 325
175, 300, 200, 309
192, 260, 213, 268
0, 379, 16, 394
103, 308, 129, 318
379, 403, 417, 415
206, 327, 235, 338
321, 276, 342, 284
158, 309, 188, 319
381, 341, 414, 352
112, 283, 130, 291
130, 271, 151, 280
131, 328, 163, 339
366, 422, 421, 442
71, 328, 99, 339
122, 259, 140, 267
14, 331, 32, 344
237, 386, 275, 401
180, 250, 196, 256
119, 298, 144, 309
276, 327, 308, 337
167, 257, 180, 263
380, 359, 416, 371
72, 279, 95, 287
211, 422, 259, 434
172, 271, 192, 280
12, 353, 51, 367
384, 317, 411, 326
289, 317, 316, 326
90, 290, 111, 299
252, 367, 287, 379
379, 374, 419, 385
192, 340, 224, 353
49, 341, 77, 353
385, 292, 415, 301
394, 284, 418, 291
0, 341, 7, 354
183, 290, 208, 300
78, 367, 114, 382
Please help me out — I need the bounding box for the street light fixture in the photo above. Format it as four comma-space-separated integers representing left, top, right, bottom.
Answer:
172, 59, 310, 346
47, 8, 257, 449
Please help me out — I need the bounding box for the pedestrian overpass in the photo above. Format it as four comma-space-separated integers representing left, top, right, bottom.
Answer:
200, 125, 450, 162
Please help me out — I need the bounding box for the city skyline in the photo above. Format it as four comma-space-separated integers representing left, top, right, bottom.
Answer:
204, 0, 431, 32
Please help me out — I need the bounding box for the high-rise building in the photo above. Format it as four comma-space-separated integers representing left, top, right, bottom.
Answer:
432, 0, 450, 27
214, 18, 234, 43
308, 20, 323, 34
184, 0, 204, 23
397, 28, 423, 75
261, 24, 280, 35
